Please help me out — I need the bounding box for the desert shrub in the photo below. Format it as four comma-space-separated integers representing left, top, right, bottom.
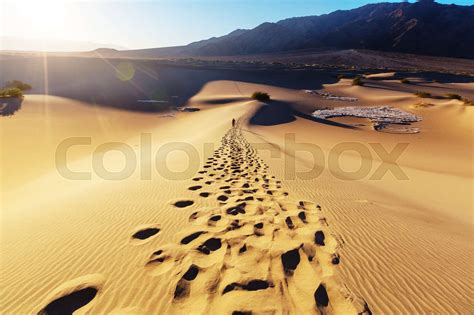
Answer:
337, 74, 346, 80
352, 76, 364, 86
415, 92, 431, 98
5, 80, 32, 91
462, 98, 472, 106
0, 87, 23, 98
445, 93, 462, 100
400, 78, 411, 84
251, 91, 270, 102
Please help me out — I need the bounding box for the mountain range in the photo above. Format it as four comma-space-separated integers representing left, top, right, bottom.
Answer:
114, 0, 474, 59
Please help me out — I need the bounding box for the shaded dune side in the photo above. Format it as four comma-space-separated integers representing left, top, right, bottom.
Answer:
249, 100, 296, 126
3, 55, 471, 114
0, 56, 338, 111
248, 99, 356, 129
143, 123, 371, 314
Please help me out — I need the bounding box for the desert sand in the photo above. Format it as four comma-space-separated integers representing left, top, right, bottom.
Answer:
1, 58, 473, 314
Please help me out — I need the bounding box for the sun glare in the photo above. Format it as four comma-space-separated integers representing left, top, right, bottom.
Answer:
11, 1, 67, 38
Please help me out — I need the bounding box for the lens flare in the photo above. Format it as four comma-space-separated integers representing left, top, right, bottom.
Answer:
115, 61, 135, 81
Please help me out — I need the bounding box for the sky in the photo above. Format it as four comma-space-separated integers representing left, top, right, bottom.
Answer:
1, 0, 472, 51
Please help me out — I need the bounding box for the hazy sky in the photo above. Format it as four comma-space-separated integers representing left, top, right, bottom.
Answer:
1, 0, 472, 50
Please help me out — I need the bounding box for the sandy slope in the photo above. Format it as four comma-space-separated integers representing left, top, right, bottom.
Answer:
1, 95, 171, 192
1, 77, 473, 314
243, 79, 473, 314
1, 90, 247, 313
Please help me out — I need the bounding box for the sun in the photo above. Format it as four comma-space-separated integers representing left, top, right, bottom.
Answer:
11, 0, 68, 38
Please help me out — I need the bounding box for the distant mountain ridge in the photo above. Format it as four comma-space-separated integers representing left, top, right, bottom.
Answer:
120, 1, 474, 59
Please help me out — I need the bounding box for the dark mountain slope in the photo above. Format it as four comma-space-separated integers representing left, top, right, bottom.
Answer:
184, 1, 474, 58
90, 1, 474, 59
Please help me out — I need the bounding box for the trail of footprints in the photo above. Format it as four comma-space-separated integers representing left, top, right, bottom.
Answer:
146, 127, 372, 314
36, 126, 371, 315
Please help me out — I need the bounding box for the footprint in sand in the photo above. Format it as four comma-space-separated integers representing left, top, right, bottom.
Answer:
141, 126, 372, 314
36, 275, 104, 315
199, 192, 212, 198
38, 287, 98, 315
132, 228, 160, 240
188, 185, 202, 191
130, 224, 161, 245
180, 231, 207, 244
217, 195, 229, 202
172, 200, 195, 208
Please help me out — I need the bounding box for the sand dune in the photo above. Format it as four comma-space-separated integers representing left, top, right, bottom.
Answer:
1, 90, 251, 314
243, 80, 473, 314
1, 73, 473, 314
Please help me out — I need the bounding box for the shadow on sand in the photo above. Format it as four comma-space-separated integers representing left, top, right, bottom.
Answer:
200, 97, 249, 105
249, 99, 356, 129
2, 56, 472, 114
293, 110, 357, 129
0, 97, 23, 116
1, 57, 341, 112
250, 100, 296, 126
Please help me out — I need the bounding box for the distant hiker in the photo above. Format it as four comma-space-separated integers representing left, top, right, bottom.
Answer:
232, 118, 236, 127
